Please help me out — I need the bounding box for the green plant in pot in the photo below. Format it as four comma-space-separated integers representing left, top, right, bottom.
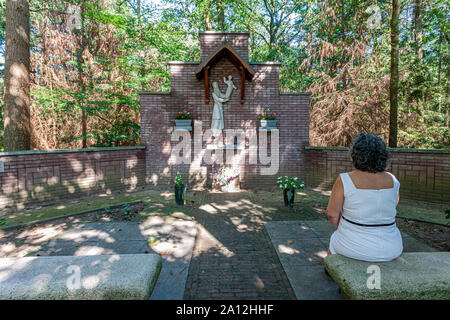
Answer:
277, 176, 305, 208
174, 172, 186, 205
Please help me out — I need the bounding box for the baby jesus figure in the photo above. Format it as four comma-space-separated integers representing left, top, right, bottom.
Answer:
224, 75, 237, 98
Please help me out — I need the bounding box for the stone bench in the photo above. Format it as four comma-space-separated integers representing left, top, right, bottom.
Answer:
324, 252, 450, 300
0, 254, 162, 300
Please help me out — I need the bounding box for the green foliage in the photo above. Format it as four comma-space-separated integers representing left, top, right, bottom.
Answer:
2, 0, 448, 150
277, 176, 305, 190
257, 109, 277, 120
147, 236, 159, 246
122, 203, 132, 219
175, 110, 192, 120
175, 172, 183, 186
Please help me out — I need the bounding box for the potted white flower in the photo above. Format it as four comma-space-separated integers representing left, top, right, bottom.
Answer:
276, 176, 305, 208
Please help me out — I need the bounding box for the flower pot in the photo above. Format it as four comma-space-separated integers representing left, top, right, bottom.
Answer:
283, 188, 295, 208
174, 184, 186, 205
260, 120, 277, 129
175, 119, 192, 131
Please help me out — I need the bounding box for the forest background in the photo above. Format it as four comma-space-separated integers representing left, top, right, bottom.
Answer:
0, 0, 448, 150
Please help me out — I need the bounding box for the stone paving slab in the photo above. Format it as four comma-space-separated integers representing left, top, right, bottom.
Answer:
302, 220, 336, 238
265, 221, 340, 299
31, 219, 197, 300
0, 254, 162, 300
283, 265, 341, 300
264, 221, 318, 240
270, 238, 328, 266
142, 217, 198, 300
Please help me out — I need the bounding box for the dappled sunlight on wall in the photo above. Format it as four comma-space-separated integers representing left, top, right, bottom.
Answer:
0, 147, 146, 212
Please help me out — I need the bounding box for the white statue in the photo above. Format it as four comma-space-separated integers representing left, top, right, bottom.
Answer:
211, 75, 236, 137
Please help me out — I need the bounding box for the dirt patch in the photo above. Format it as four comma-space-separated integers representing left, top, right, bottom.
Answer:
0, 202, 147, 258
86, 202, 146, 222
396, 219, 450, 251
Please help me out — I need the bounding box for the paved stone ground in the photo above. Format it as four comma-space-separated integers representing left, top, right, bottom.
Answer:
1, 190, 440, 300
183, 192, 438, 300
266, 220, 438, 300
184, 192, 297, 300
29, 218, 197, 300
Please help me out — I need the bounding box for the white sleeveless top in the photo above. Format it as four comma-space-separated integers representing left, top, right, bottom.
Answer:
329, 172, 403, 262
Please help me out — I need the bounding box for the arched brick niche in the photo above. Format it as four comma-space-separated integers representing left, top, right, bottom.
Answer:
139, 31, 311, 189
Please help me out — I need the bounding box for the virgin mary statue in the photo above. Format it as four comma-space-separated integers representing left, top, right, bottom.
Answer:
211, 76, 236, 137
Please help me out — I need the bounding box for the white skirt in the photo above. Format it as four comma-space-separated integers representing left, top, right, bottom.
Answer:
329, 218, 403, 262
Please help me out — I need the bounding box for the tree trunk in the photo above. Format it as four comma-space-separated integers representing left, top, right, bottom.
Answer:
204, 0, 212, 30
389, 0, 400, 148
217, 0, 225, 30
341, 0, 346, 89
413, 0, 423, 60
75, 3, 87, 148
3, 0, 31, 151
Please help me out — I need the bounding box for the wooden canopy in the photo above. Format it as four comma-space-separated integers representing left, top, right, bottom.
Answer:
194, 41, 255, 104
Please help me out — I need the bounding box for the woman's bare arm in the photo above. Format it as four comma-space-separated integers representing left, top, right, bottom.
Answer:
327, 175, 345, 228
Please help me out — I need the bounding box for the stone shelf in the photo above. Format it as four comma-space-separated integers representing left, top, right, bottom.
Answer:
258, 128, 279, 131
206, 144, 245, 150
174, 126, 192, 132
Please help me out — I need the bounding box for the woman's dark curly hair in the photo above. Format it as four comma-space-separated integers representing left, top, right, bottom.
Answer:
350, 134, 390, 173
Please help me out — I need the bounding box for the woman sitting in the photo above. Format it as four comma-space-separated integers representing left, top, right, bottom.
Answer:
327, 134, 403, 262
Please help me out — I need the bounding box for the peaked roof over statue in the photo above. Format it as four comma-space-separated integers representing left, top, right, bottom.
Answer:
194, 41, 255, 81
195, 41, 255, 104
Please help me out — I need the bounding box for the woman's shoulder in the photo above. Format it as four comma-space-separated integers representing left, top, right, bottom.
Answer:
384, 171, 400, 185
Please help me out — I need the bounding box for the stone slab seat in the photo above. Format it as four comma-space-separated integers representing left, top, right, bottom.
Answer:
324, 252, 450, 300
0, 254, 162, 300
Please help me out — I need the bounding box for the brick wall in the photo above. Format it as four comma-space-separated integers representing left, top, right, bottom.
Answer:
140, 32, 311, 189
305, 146, 450, 205
0, 147, 146, 211
199, 31, 250, 61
